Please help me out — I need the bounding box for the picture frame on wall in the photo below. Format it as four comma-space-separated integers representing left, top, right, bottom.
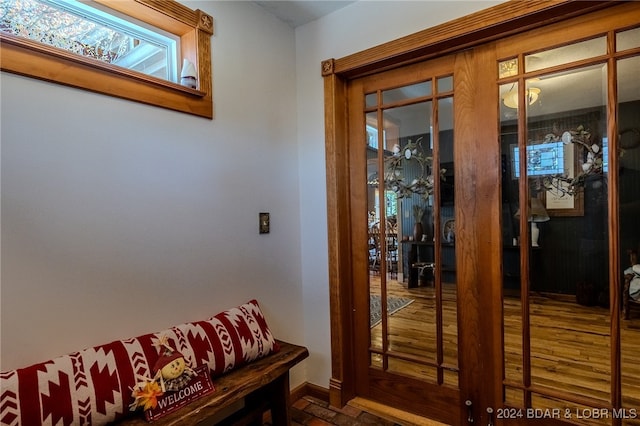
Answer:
511, 139, 585, 217
542, 140, 584, 217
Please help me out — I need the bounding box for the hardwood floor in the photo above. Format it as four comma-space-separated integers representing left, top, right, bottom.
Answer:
370, 278, 459, 386
369, 275, 640, 425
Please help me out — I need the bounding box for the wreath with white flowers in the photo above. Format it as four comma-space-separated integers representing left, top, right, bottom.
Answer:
384, 137, 446, 201
538, 125, 603, 197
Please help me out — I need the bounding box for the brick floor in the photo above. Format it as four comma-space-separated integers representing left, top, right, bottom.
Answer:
279, 395, 401, 426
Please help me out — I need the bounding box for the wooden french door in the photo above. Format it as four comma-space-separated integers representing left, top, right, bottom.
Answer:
348, 56, 458, 424
324, 2, 639, 426
345, 49, 499, 424
493, 6, 640, 426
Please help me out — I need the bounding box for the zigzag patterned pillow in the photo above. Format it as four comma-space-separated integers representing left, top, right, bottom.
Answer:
0, 299, 279, 426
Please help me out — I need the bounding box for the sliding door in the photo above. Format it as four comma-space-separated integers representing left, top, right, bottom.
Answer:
348, 56, 468, 425
497, 7, 640, 425
325, 3, 639, 426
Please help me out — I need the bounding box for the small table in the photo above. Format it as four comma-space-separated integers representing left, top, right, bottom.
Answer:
411, 262, 435, 287
401, 240, 457, 288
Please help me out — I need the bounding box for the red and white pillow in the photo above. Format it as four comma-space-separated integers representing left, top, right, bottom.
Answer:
0, 299, 279, 426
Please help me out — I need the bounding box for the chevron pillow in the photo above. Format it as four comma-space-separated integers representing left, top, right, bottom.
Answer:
0, 299, 279, 426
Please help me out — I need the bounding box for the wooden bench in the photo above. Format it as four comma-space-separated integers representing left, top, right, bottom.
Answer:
119, 341, 308, 426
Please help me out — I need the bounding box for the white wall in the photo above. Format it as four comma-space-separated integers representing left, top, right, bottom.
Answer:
0, 1, 305, 385
1, 0, 507, 394
295, 0, 506, 386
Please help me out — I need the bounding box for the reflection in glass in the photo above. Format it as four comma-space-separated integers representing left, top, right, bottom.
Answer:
437, 76, 453, 93
366, 78, 458, 386
366, 93, 378, 109
499, 58, 518, 79
500, 81, 524, 407
512, 142, 566, 177
367, 112, 383, 355
526, 65, 611, 414
383, 102, 438, 367
382, 81, 432, 105
524, 36, 606, 72
618, 55, 640, 419
438, 96, 457, 376
498, 56, 638, 419
616, 27, 640, 52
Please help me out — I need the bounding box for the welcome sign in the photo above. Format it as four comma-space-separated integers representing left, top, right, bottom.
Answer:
145, 365, 215, 421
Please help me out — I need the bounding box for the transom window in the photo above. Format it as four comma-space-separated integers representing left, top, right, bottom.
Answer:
1, 0, 179, 82
0, 0, 214, 118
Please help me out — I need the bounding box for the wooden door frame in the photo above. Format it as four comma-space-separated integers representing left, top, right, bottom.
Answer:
322, 0, 618, 422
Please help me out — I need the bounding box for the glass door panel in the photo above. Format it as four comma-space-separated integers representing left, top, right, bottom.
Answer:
618, 53, 640, 423
366, 77, 458, 386
367, 110, 383, 358
437, 94, 457, 382
525, 65, 611, 411
500, 79, 525, 409
499, 33, 632, 424
385, 99, 437, 374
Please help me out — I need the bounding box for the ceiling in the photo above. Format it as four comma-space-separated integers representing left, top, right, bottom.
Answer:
252, 1, 355, 28
253, 2, 639, 129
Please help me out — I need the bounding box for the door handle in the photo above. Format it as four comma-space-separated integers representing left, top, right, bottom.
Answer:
487, 407, 494, 426
466, 400, 474, 423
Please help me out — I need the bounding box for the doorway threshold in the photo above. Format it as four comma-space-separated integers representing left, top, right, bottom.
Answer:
348, 397, 450, 426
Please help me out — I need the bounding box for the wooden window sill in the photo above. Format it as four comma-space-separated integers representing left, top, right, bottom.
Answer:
0, 0, 214, 119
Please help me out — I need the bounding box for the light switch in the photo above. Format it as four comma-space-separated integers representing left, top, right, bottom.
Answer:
259, 212, 270, 234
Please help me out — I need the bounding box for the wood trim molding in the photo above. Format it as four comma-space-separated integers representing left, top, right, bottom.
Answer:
324, 71, 356, 409
323, 1, 615, 78
291, 382, 330, 405
0, 0, 214, 119
321, 59, 335, 77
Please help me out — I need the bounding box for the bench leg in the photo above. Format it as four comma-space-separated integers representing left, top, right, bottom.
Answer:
269, 372, 292, 426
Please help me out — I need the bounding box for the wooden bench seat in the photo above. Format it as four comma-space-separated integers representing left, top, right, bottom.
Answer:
119, 340, 308, 426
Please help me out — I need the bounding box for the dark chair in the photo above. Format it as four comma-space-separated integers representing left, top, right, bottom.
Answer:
368, 222, 398, 277
623, 248, 640, 320
369, 225, 381, 274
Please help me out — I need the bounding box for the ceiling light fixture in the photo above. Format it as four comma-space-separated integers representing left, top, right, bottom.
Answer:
503, 87, 541, 109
